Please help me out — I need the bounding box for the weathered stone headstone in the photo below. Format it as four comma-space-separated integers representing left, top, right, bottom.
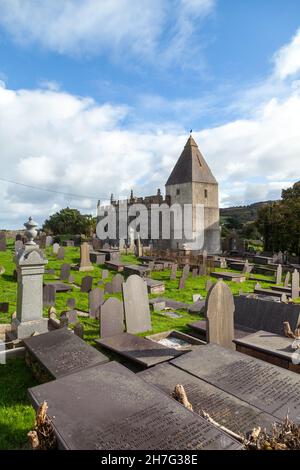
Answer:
79, 242, 93, 272
152, 300, 166, 312
170, 263, 177, 281
57, 247, 65, 260
53, 243, 59, 254
0, 232, 7, 251
112, 273, 124, 293
205, 280, 235, 350
67, 297, 76, 309
11, 217, 49, 339
192, 268, 198, 278
74, 322, 84, 339
292, 269, 300, 300
100, 298, 125, 338
39, 234, 46, 249
60, 263, 71, 281
68, 274, 75, 283
205, 280, 213, 291
60, 317, 69, 328
277, 251, 283, 264
198, 264, 206, 276
105, 282, 113, 294
122, 275, 151, 334
178, 276, 185, 290
45, 235, 53, 247
242, 260, 250, 274
102, 269, 108, 280
14, 240, 23, 254
81, 276, 93, 293
89, 288, 104, 318
182, 264, 190, 279
276, 264, 282, 285
284, 271, 290, 288
43, 284, 56, 307
281, 293, 288, 303
61, 310, 78, 325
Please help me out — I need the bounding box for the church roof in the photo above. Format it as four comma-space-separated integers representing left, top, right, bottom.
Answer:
165, 135, 217, 186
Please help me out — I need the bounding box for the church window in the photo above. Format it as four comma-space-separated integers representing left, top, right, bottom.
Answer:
204, 189, 208, 198
176, 189, 180, 195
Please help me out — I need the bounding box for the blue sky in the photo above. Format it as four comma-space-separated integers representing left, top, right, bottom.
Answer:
0, 0, 300, 228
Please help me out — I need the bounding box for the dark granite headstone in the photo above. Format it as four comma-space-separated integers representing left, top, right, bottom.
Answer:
96, 333, 183, 368
81, 276, 93, 293
171, 343, 300, 422
0, 302, 9, 313
100, 298, 124, 338
139, 363, 277, 435
60, 263, 71, 281
28, 361, 241, 450
23, 328, 108, 379
43, 284, 56, 307
89, 288, 104, 318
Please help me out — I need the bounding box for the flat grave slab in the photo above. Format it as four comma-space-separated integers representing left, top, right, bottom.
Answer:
138, 363, 277, 436
28, 361, 241, 450
211, 272, 246, 283
171, 343, 300, 422
146, 330, 204, 351
105, 260, 124, 272
271, 285, 292, 294
188, 320, 251, 341
43, 282, 72, 293
144, 277, 165, 294
234, 330, 300, 373
96, 332, 183, 368
149, 297, 189, 310
188, 300, 206, 313
254, 286, 291, 298
23, 328, 108, 379
89, 251, 106, 264
124, 264, 151, 277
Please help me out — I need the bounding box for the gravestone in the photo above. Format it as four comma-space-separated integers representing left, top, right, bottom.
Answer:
61, 310, 78, 324
60, 317, 69, 328
281, 293, 288, 303
28, 361, 241, 450
104, 282, 113, 294
81, 276, 93, 293
242, 260, 250, 274
45, 235, 53, 247
100, 298, 125, 338
198, 264, 206, 276
170, 263, 177, 281
14, 240, 23, 254
45, 268, 55, 275
67, 297, 76, 309
148, 261, 155, 271
57, 247, 65, 260
276, 264, 282, 285
139, 363, 277, 436
53, 243, 59, 255
102, 269, 108, 280
11, 217, 48, 339
0, 232, 6, 251
152, 300, 166, 312
112, 273, 124, 293
23, 328, 108, 379
178, 276, 185, 290
171, 343, 300, 422
284, 271, 290, 288
60, 263, 71, 281
39, 234, 46, 249
277, 251, 283, 264
292, 269, 300, 300
89, 288, 104, 318
0, 302, 9, 313
79, 242, 93, 272
74, 322, 84, 339
15, 233, 22, 241
43, 284, 56, 307
205, 280, 235, 350
122, 275, 151, 334
182, 264, 190, 279
205, 280, 213, 291
68, 274, 75, 283
192, 268, 198, 278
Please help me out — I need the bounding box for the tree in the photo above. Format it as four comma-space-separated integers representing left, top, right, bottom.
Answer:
256, 182, 300, 255
43, 208, 96, 236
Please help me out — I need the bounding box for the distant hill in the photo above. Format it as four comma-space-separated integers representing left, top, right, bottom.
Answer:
220, 201, 277, 225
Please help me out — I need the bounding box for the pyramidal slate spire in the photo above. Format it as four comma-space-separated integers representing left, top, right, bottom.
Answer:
166, 135, 217, 186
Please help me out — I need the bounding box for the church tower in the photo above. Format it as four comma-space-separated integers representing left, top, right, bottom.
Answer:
165, 135, 220, 253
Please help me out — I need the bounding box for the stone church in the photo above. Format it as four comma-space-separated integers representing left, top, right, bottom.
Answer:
98, 135, 220, 254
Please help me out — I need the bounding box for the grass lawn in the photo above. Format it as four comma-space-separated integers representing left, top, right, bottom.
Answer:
0, 358, 37, 450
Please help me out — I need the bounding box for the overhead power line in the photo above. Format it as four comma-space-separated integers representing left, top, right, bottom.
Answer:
0, 177, 108, 201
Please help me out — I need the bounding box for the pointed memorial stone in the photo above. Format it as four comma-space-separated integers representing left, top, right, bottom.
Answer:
292, 269, 300, 300
100, 297, 125, 338
122, 275, 151, 334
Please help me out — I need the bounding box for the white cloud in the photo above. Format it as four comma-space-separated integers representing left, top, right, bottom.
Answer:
273, 28, 300, 80
0, 0, 215, 66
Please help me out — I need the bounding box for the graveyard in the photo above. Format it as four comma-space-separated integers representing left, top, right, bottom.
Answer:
0, 229, 300, 450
